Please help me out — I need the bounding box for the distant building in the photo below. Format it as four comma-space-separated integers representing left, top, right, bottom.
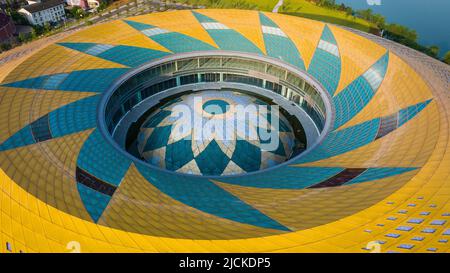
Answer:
1, 0, 25, 3
87, 0, 101, 9
0, 12, 16, 42
19, 0, 66, 26
66, 0, 88, 10
0, 0, 18, 10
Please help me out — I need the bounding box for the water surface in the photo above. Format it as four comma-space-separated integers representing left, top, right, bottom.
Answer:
335, 0, 450, 57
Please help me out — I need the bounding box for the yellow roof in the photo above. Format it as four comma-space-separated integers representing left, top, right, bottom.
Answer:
0, 10, 449, 253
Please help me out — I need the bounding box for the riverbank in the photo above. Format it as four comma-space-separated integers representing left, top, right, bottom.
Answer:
182, 0, 376, 32
335, 0, 450, 58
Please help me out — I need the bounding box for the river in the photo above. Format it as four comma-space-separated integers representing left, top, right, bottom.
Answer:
335, 0, 450, 57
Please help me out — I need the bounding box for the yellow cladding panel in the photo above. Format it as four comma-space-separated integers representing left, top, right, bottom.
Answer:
214, 172, 412, 231
0, 88, 96, 143
0, 164, 425, 254
195, 9, 266, 54
126, 10, 218, 48
329, 25, 387, 96
263, 12, 325, 69
339, 52, 434, 130
60, 20, 171, 52
0, 54, 29, 83
100, 164, 282, 240
2, 45, 127, 84
0, 10, 449, 253
0, 130, 94, 221
297, 101, 439, 168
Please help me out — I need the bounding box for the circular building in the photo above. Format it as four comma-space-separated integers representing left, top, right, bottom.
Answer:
0, 10, 449, 253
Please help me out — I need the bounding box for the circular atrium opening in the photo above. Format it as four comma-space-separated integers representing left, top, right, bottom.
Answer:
131, 90, 304, 176
99, 53, 332, 177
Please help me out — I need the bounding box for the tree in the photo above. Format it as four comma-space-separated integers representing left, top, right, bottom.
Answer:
280, 0, 292, 12
69, 6, 85, 19
356, 8, 374, 21
18, 32, 28, 43
30, 28, 38, 39
8, 10, 28, 25
372, 13, 385, 29
98, 1, 108, 11
32, 25, 44, 36
43, 22, 51, 33
444, 51, 450, 65
428, 45, 440, 58
230, 0, 257, 9
0, 43, 12, 52
344, 7, 353, 17
385, 23, 417, 42
319, 0, 336, 8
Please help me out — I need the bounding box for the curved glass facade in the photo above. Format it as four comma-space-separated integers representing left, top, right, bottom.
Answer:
130, 90, 303, 176
103, 55, 328, 135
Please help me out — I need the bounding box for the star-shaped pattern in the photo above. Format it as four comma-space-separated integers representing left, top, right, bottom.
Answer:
0, 11, 436, 239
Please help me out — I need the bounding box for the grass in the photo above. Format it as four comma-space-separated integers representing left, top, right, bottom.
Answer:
244, 0, 278, 11
181, 0, 377, 33
279, 0, 375, 32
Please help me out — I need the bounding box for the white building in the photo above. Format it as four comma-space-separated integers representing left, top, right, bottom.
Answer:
66, 0, 81, 5
65, 0, 101, 10
87, 0, 101, 9
66, 0, 88, 9
19, 0, 66, 26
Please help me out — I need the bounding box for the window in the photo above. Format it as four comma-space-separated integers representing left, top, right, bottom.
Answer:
141, 79, 177, 100
385, 233, 401, 238
407, 218, 424, 224
431, 220, 447, 225
200, 73, 220, 83
266, 65, 285, 78
178, 59, 199, 71
265, 81, 283, 94
123, 94, 139, 112
397, 244, 414, 250
422, 228, 437, 233
160, 62, 175, 74
222, 74, 263, 87
198, 57, 221, 68
396, 226, 413, 231
180, 74, 198, 85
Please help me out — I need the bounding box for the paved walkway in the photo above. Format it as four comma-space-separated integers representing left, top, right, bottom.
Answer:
272, 0, 284, 13
0, 28, 81, 66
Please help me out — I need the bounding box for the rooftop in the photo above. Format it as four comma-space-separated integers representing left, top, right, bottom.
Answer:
21, 0, 64, 14
0, 12, 12, 28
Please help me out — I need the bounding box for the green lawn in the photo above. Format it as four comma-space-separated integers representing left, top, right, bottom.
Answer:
278, 0, 375, 32
181, 0, 377, 33
244, 0, 278, 11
